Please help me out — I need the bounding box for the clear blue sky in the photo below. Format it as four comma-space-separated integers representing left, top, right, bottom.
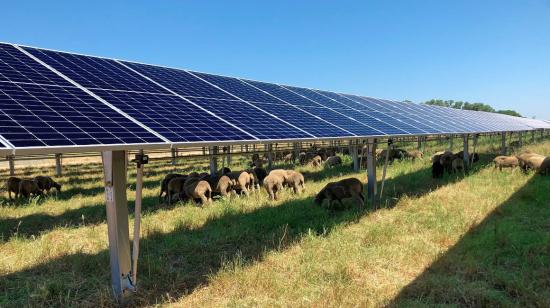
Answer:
3, 1, 549, 119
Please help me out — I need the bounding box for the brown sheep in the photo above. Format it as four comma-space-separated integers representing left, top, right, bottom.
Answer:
263, 173, 284, 200
18, 179, 43, 199
325, 156, 342, 168
246, 169, 259, 190
455, 151, 480, 163
34, 176, 62, 194
438, 151, 455, 173
226, 171, 252, 196
451, 157, 465, 174
283, 153, 294, 163
159, 173, 185, 201
314, 177, 364, 209
208, 175, 235, 198
6, 177, 21, 200
284, 170, 305, 194
166, 176, 188, 205
311, 155, 322, 168
493, 156, 519, 171
268, 169, 305, 194
407, 150, 424, 161
518, 154, 549, 174
183, 176, 212, 205
517, 152, 545, 172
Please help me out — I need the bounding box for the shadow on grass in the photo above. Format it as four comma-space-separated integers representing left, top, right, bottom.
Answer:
390, 174, 550, 307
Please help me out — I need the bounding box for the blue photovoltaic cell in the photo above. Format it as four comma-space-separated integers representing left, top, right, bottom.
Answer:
315, 90, 374, 110
91, 89, 252, 142
336, 108, 408, 135
186, 97, 313, 139
299, 106, 385, 136
386, 112, 440, 134
341, 95, 395, 113
282, 86, 347, 109
192, 72, 283, 104
0, 43, 71, 86
243, 80, 323, 107
24, 47, 169, 94
122, 62, 235, 100
248, 102, 353, 138
0, 82, 163, 147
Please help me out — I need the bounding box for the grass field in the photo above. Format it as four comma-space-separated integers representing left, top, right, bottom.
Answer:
1, 137, 549, 307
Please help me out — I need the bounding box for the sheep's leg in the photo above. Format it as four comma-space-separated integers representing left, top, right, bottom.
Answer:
200, 194, 208, 206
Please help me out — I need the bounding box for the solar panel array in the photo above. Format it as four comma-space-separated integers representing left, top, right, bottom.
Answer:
0, 42, 548, 154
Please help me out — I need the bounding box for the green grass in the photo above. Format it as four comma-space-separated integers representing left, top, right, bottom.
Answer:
1, 137, 549, 307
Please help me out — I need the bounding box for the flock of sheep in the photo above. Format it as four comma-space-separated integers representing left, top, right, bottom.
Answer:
158, 146, 358, 208
4, 176, 62, 200
494, 150, 550, 174
3, 142, 548, 207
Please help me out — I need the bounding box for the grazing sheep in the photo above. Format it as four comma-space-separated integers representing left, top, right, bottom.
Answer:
519, 154, 547, 174
451, 158, 465, 174
378, 148, 407, 163
407, 150, 424, 161
207, 175, 235, 198
226, 171, 252, 196
516, 152, 545, 172
18, 179, 42, 199
325, 156, 342, 168
159, 173, 185, 201
432, 161, 444, 178
263, 173, 284, 200
246, 169, 259, 190
268, 169, 305, 194
166, 176, 188, 205
431, 151, 446, 163
314, 177, 364, 209
33, 176, 62, 194
538, 157, 550, 175
284, 170, 305, 194
298, 152, 307, 165
283, 153, 294, 163
455, 151, 479, 163
311, 155, 322, 168
439, 151, 455, 173
253, 167, 268, 186
493, 156, 519, 171
183, 176, 212, 205
6, 177, 21, 200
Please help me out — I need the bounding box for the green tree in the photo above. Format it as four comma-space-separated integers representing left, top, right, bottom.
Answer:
425, 99, 521, 117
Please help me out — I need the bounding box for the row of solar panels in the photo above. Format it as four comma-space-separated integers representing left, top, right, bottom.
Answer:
0, 42, 548, 155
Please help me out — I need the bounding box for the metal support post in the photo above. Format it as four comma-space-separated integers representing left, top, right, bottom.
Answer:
448, 135, 454, 151
102, 150, 133, 303
8, 155, 15, 176
267, 144, 273, 169
350, 140, 359, 171
171, 148, 177, 166
463, 134, 470, 169
130, 150, 147, 291
531, 130, 535, 144
417, 137, 422, 151
226, 146, 232, 166
293, 142, 300, 163
209, 146, 218, 175
501, 132, 507, 155
519, 131, 523, 147
55, 153, 62, 177
366, 138, 377, 207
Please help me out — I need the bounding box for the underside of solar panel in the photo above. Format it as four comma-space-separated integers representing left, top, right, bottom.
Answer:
0, 42, 548, 155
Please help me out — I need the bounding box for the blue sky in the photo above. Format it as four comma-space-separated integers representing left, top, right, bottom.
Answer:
3, 1, 550, 119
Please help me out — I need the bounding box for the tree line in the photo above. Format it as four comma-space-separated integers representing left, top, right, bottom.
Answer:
423, 99, 522, 117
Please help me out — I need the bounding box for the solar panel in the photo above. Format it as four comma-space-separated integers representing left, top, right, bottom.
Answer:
24, 47, 255, 143
0, 42, 547, 155
122, 62, 316, 139
0, 44, 165, 148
